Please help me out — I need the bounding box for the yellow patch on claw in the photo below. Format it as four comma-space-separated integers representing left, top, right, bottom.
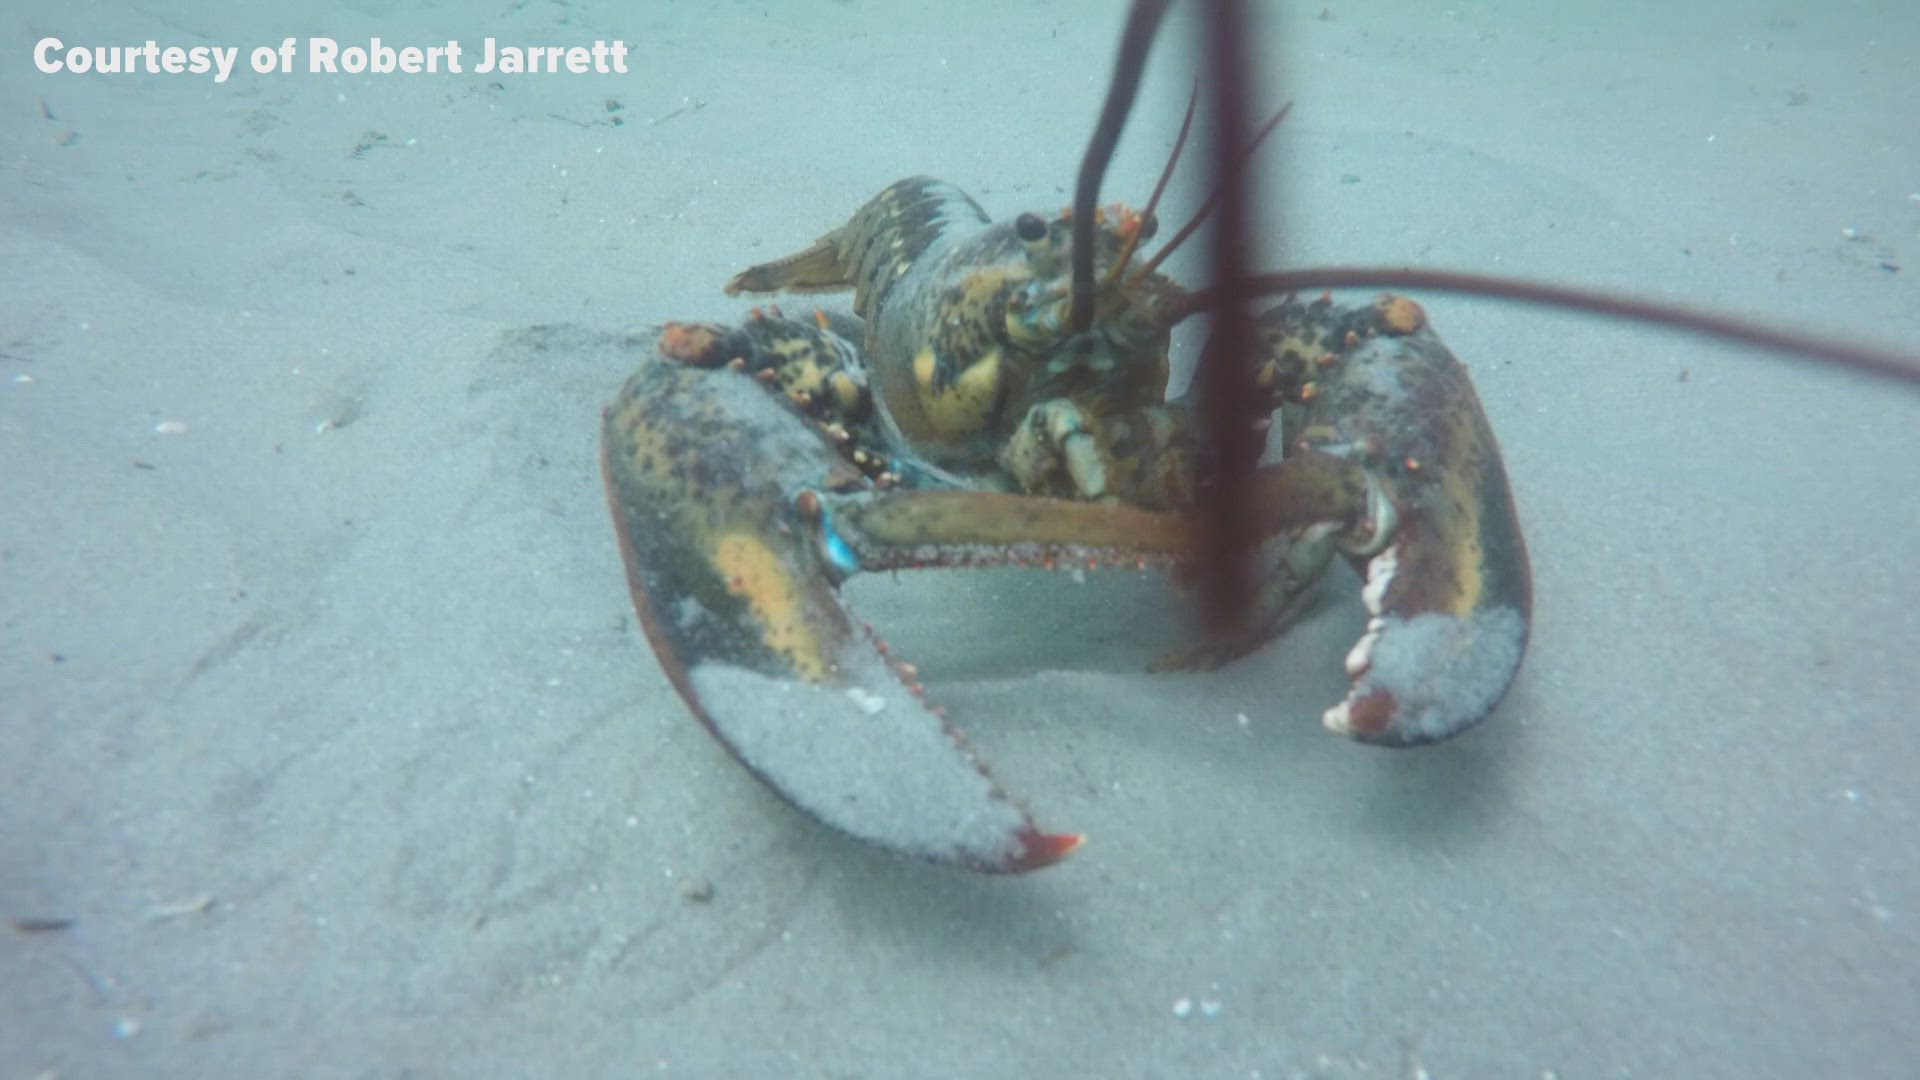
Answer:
658, 322, 728, 364
828, 371, 864, 413
711, 532, 831, 681
1432, 405, 1489, 618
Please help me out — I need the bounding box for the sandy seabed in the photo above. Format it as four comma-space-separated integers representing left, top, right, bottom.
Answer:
4, 1, 1917, 1077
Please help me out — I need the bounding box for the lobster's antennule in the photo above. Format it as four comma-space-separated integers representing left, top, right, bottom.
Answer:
1070, 0, 1173, 334
1131, 100, 1293, 285
1102, 78, 1199, 290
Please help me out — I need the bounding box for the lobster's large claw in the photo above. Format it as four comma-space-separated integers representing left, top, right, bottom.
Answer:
601, 330, 1089, 872
1273, 297, 1533, 746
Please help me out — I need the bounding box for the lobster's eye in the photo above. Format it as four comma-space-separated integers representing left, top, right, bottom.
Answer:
1015, 212, 1048, 242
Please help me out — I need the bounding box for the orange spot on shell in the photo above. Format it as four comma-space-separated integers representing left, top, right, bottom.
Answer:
1375, 294, 1426, 335
659, 321, 725, 364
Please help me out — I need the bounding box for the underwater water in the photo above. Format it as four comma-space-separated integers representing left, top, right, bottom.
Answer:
4, 0, 1916, 1076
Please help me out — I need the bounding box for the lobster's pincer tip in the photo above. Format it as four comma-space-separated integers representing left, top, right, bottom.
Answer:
1011, 829, 1086, 871
1321, 555, 1529, 747
1318, 463, 1531, 747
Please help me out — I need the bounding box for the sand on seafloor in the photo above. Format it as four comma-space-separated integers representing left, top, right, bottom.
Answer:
4, 2, 1917, 1077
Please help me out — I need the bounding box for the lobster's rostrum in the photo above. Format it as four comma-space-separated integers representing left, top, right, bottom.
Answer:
603, 143, 1533, 869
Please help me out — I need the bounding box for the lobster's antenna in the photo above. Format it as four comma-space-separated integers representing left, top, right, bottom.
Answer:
1174, 267, 1920, 387
1070, 0, 1172, 334
1192, 0, 1266, 640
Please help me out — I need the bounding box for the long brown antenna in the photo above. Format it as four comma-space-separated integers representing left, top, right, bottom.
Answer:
1175, 266, 1920, 386
1193, 0, 1265, 639
1070, 0, 1173, 334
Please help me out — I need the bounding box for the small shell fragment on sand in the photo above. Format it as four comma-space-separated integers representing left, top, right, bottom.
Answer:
143, 894, 215, 921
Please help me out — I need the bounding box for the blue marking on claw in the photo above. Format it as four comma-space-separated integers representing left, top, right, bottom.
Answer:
814, 497, 862, 579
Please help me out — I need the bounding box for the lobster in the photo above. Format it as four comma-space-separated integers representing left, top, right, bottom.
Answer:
600, 0, 1919, 872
